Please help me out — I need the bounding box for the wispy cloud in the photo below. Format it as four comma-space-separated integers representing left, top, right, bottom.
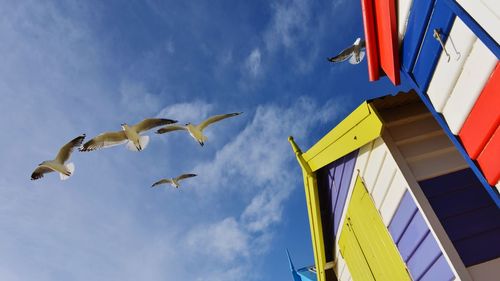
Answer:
244, 48, 262, 77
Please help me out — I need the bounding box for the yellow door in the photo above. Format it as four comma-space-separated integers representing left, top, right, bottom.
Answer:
339, 176, 411, 281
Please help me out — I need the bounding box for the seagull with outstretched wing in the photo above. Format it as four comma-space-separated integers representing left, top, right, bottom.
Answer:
31, 134, 86, 181
328, 38, 366, 65
156, 112, 241, 146
151, 173, 197, 188
80, 118, 177, 152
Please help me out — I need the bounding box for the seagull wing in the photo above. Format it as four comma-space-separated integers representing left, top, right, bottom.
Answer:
132, 118, 178, 133
175, 173, 197, 182
151, 179, 172, 187
31, 165, 55, 180
156, 125, 187, 134
55, 134, 86, 163
198, 112, 242, 130
327, 45, 355, 63
80, 131, 127, 152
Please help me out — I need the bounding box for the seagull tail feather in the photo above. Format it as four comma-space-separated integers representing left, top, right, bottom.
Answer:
60, 162, 75, 181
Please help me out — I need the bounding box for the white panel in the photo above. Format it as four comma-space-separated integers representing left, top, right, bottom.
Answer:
398, 0, 414, 43
379, 171, 408, 225
427, 18, 476, 112
496, 181, 500, 194
408, 149, 468, 181
442, 39, 497, 134
336, 253, 352, 281
371, 153, 398, 209
468, 257, 500, 281
457, 0, 500, 44
362, 138, 387, 193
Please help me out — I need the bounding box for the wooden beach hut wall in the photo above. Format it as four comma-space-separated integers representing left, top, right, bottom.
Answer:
289, 92, 500, 281
360, 0, 500, 200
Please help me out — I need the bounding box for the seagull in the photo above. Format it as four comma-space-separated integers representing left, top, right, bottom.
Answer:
151, 173, 197, 188
155, 112, 242, 146
80, 118, 177, 152
31, 134, 86, 181
327, 38, 366, 64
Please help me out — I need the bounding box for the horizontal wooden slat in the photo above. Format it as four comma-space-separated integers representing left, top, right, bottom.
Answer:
427, 17, 476, 112
442, 39, 497, 134
456, 0, 500, 45
408, 148, 468, 181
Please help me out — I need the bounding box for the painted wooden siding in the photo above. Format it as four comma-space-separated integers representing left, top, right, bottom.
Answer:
419, 168, 500, 266
411, 0, 455, 91
339, 176, 411, 281
477, 126, 500, 185
316, 150, 358, 262
397, 0, 414, 43
459, 63, 500, 159
378, 100, 467, 181
456, 0, 500, 44
441, 39, 497, 134
401, 0, 434, 72
389, 191, 455, 280
426, 17, 476, 112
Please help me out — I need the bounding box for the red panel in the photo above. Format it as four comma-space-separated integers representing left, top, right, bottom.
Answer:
374, 0, 400, 85
459, 62, 500, 159
361, 0, 380, 82
477, 126, 500, 186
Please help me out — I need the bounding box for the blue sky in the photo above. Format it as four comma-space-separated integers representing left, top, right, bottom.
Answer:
0, 1, 411, 280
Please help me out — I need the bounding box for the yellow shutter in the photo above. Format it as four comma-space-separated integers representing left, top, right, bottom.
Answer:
339, 176, 411, 281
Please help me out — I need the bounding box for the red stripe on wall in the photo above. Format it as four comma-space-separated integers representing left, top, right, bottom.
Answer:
459, 62, 500, 159
477, 126, 500, 186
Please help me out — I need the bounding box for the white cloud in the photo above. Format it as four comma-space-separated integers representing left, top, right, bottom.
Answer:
264, 0, 312, 51
185, 217, 250, 263
245, 48, 262, 77
156, 101, 214, 124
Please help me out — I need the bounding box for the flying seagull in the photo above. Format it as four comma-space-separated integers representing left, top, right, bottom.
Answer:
80, 118, 177, 152
155, 112, 242, 146
151, 173, 197, 188
31, 134, 86, 181
327, 38, 366, 65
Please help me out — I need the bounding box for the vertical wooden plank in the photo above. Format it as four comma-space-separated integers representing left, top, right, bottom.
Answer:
477, 126, 500, 185
397, 0, 414, 43
442, 39, 497, 134
411, 0, 455, 91
459, 63, 500, 159
361, 0, 381, 81
401, 0, 435, 72
374, 0, 400, 85
427, 17, 476, 112
349, 177, 411, 280
371, 152, 397, 209
362, 138, 387, 192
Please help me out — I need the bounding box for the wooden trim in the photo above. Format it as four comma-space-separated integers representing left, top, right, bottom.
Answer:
361, 0, 381, 81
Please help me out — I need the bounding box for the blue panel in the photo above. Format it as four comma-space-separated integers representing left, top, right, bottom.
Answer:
388, 191, 418, 243
412, 0, 455, 90
454, 228, 500, 266
332, 150, 357, 236
406, 233, 443, 280
419, 168, 500, 266
442, 206, 500, 241
397, 212, 430, 261
419, 254, 455, 281
316, 149, 358, 261
401, 0, 435, 73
